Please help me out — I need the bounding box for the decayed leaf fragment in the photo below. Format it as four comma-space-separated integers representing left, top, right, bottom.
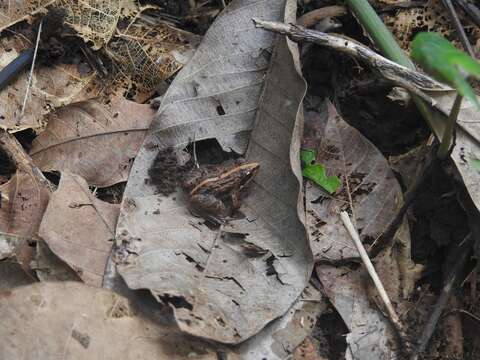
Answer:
0, 36, 96, 132
114, 0, 313, 344
30, 97, 155, 187
0, 170, 50, 271
0, 0, 55, 32
0, 281, 220, 359
39, 172, 119, 286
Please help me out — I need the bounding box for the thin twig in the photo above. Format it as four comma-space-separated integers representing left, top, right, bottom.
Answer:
340, 211, 412, 353
20, 18, 43, 118
410, 233, 473, 360
253, 20, 445, 91
454, 0, 480, 30
441, 0, 475, 57
0, 130, 52, 191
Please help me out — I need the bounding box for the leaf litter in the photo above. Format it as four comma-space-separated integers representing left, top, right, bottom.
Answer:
1, 0, 480, 358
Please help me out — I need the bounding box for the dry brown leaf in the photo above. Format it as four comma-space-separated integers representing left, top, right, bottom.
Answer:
105, 18, 196, 101
30, 97, 155, 187
302, 99, 422, 358
0, 281, 220, 359
293, 338, 326, 360
39, 172, 119, 286
0, 36, 97, 132
383, 0, 480, 53
304, 100, 409, 263
58, 0, 124, 50
0, 0, 54, 32
33, 240, 81, 282
0, 170, 50, 270
114, 0, 312, 344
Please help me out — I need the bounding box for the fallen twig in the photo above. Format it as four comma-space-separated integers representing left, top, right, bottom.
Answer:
252, 19, 449, 100
454, 0, 480, 29
441, 0, 475, 57
340, 211, 412, 354
0, 131, 52, 191
20, 18, 43, 119
410, 233, 473, 360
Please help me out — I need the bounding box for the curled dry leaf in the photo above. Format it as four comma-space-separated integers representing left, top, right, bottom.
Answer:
0, 281, 220, 359
304, 100, 411, 265
39, 172, 119, 286
30, 97, 155, 187
114, 0, 312, 344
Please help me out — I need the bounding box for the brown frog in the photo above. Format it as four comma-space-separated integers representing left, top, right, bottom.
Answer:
182, 160, 260, 219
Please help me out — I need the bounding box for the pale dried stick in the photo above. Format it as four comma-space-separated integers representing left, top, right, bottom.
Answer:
20, 18, 43, 118
340, 211, 411, 352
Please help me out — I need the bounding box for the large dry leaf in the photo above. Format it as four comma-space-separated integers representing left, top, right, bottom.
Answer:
30, 97, 155, 187
305, 101, 411, 264
114, 0, 312, 344
0, 170, 50, 269
39, 173, 119, 286
0, 281, 220, 359
143, 0, 286, 154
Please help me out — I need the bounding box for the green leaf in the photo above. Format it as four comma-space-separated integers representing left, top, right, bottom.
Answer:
411, 32, 480, 108
302, 163, 341, 194
300, 149, 316, 165
471, 157, 480, 172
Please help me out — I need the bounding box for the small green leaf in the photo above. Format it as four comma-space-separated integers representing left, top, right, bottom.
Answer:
302, 163, 341, 194
471, 157, 480, 172
300, 150, 316, 165
411, 32, 480, 108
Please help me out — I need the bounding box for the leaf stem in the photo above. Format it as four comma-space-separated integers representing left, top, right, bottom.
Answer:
438, 94, 463, 159
344, 0, 414, 69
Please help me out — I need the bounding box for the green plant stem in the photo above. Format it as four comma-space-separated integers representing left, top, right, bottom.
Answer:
438, 94, 462, 159
344, 0, 414, 69
344, 0, 452, 155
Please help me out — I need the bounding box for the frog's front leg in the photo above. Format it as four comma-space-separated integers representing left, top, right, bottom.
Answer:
231, 191, 242, 210
189, 193, 230, 218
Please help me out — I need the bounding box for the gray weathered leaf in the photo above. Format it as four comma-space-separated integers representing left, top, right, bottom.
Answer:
0, 282, 220, 360
233, 281, 326, 359
39, 173, 119, 286
114, 0, 312, 344
303, 100, 422, 359
424, 92, 480, 212
316, 264, 398, 359
31, 97, 155, 187
305, 100, 411, 268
